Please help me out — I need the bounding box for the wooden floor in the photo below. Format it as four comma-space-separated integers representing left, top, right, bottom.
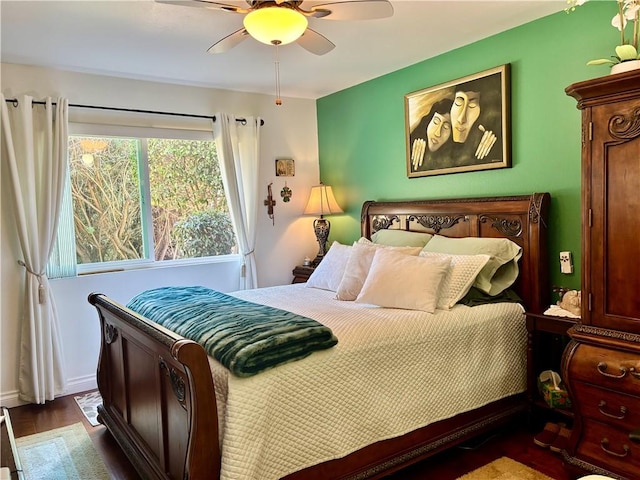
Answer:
6, 392, 571, 480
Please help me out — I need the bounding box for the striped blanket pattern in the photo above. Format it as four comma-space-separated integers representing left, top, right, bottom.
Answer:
126, 286, 338, 377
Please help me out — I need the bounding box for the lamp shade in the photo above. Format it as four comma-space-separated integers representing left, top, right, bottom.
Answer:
243, 7, 308, 46
304, 184, 343, 217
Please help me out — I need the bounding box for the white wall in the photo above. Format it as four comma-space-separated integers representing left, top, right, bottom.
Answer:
0, 63, 322, 406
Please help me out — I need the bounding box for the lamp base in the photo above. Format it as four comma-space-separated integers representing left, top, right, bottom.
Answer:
312, 217, 330, 265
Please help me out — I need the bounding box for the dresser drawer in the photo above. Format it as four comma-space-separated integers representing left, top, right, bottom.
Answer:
577, 419, 640, 479
571, 381, 640, 430
568, 344, 640, 395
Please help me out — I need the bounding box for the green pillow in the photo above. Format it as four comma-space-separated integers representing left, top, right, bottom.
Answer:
422, 234, 522, 296
458, 287, 523, 307
371, 229, 433, 248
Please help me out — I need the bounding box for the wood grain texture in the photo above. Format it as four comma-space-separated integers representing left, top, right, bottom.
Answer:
563, 69, 640, 480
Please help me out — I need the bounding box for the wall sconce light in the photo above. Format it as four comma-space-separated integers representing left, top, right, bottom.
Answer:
303, 183, 343, 265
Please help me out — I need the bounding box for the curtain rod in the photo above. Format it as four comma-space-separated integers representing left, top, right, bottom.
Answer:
4, 98, 264, 126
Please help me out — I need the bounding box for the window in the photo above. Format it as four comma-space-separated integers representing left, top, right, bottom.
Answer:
62, 126, 236, 273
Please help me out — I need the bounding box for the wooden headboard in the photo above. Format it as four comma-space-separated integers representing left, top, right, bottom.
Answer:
360, 193, 551, 313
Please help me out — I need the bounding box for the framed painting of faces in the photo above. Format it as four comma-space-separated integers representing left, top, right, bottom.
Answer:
404, 64, 511, 178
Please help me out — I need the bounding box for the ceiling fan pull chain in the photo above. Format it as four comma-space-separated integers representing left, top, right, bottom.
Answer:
274, 41, 282, 106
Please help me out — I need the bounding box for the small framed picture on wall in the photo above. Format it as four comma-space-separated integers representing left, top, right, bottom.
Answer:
275, 158, 295, 177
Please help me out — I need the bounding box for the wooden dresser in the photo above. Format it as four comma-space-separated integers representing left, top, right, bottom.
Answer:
562, 70, 640, 479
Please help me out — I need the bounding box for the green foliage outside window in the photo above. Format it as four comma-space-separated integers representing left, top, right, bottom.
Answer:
172, 211, 235, 257
69, 137, 142, 264
68, 135, 235, 265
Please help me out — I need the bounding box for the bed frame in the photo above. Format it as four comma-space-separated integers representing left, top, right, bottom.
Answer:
89, 192, 550, 480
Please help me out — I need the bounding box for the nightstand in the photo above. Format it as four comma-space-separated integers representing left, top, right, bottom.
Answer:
525, 312, 577, 423
292, 265, 315, 284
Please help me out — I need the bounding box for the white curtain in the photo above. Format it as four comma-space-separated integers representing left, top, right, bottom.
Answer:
213, 114, 261, 289
1, 95, 68, 403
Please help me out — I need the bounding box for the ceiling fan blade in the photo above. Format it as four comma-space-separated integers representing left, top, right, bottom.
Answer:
310, 0, 393, 20
155, 0, 248, 14
296, 28, 335, 56
207, 29, 250, 54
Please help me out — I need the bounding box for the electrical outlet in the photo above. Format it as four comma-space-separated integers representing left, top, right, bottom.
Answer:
560, 251, 573, 274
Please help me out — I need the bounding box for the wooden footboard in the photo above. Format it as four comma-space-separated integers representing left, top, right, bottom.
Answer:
89, 293, 220, 480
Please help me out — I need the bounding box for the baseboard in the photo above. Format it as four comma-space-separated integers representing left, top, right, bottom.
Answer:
0, 390, 22, 409
66, 374, 98, 396
0, 374, 97, 408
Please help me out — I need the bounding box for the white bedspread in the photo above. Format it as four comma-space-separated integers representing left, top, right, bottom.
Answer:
208, 284, 526, 480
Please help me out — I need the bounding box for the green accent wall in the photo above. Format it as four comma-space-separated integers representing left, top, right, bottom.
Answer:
317, 2, 618, 292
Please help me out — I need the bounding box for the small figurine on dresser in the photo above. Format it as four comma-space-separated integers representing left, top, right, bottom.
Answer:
544, 289, 581, 318
558, 290, 581, 316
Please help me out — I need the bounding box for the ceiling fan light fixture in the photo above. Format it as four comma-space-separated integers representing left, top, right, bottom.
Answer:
243, 7, 308, 46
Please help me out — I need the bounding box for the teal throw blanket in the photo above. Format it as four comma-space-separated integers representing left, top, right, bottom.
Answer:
126, 286, 338, 377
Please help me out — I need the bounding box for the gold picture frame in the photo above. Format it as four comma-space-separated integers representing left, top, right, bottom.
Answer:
275, 158, 295, 177
405, 64, 511, 178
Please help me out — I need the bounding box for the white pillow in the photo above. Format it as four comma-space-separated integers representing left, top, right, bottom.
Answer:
422, 235, 522, 296
305, 241, 352, 292
355, 249, 450, 313
419, 251, 491, 310
336, 242, 423, 301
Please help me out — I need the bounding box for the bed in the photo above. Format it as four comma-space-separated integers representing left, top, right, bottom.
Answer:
89, 192, 550, 480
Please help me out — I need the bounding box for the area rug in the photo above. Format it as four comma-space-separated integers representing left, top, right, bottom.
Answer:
73, 390, 102, 427
16, 422, 110, 480
456, 457, 554, 480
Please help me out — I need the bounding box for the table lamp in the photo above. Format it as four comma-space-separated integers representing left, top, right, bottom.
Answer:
303, 183, 343, 265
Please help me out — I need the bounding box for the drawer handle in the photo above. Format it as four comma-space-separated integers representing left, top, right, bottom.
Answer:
600, 438, 630, 458
598, 400, 627, 420
597, 362, 627, 379
631, 429, 640, 444
631, 367, 640, 380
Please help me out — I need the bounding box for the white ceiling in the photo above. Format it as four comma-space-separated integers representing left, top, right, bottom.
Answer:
1, 0, 565, 99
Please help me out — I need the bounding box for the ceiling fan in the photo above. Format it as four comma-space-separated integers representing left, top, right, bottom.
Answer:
156, 0, 394, 56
